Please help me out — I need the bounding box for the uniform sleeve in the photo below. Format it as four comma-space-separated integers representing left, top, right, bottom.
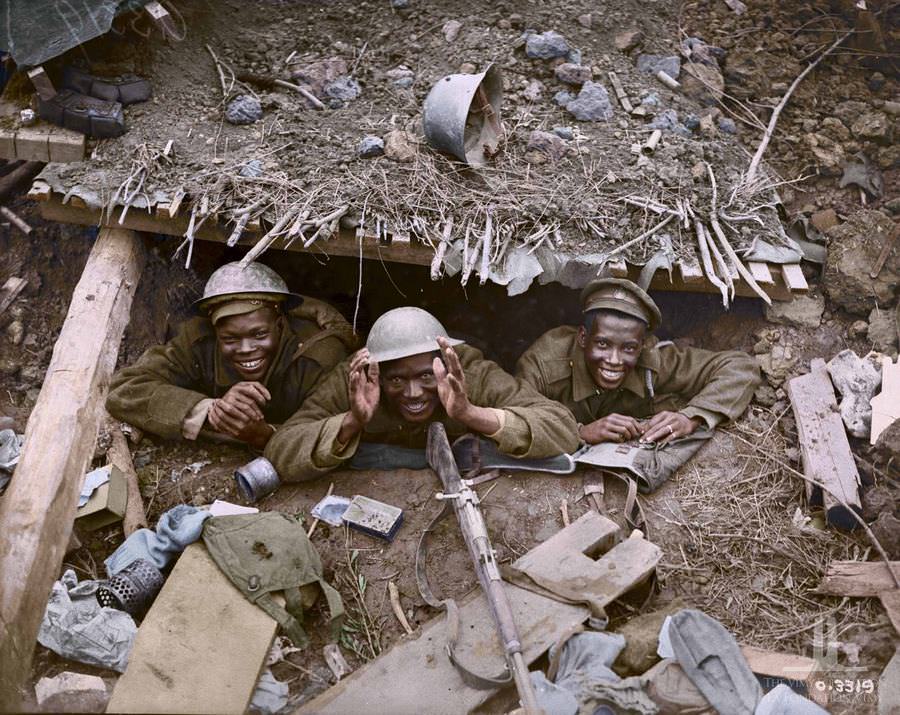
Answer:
263, 360, 356, 481
654, 345, 761, 427
106, 326, 211, 440
466, 355, 580, 458
514, 343, 549, 395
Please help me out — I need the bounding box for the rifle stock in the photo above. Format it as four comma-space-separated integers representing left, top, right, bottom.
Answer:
426, 423, 541, 714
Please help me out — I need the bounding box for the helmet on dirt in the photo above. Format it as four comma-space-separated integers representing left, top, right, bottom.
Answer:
194, 262, 301, 312
366, 307, 464, 363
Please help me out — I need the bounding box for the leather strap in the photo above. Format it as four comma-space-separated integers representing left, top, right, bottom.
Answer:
415, 500, 513, 689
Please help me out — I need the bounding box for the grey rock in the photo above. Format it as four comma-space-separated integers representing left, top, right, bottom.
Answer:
757, 345, 798, 387
765, 293, 825, 328
833, 100, 870, 127
391, 0, 408, 7
577, 13, 592, 28
717, 117, 736, 134
886, 196, 900, 214
239, 159, 263, 178
225, 95, 262, 125
641, 92, 661, 106
647, 109, 690, 136
552, 126, 574, 140
614, 29, 644, 52
383, 130, 416, 162
554, 90, 575, 107
851, 112, 891, 144
442, 19, 462, 42
523, 79, 544, 101
682, 61, 724, 106
636, 54, 680, 79
867, 307, 899, 350
291, 57, 348, 96
555, 63, 591, 85
754, 383, 778, 407
0, 358, 18, 377
393, 76, 414, 89
386, 66, 414, 86
525, 130, 571, 163
525, 31, 570, 60
681, 37, 725, 66
358, 136, 384, 158
567, 48, 582, 65
874, 419, 900, 464
684, 114, 700, 131
565, 81, 613, 121
826, 349, 882, 438
324, 76, 361, 102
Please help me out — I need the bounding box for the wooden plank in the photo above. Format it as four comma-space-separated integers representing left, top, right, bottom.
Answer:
38, 194, 435, 267
26, 181, 51, 202
779, 263, 808, 291
26, 66, 56, 100
0, 228, 145, 706
107, 543, 277, 714
0, 276, 27, 317
47, 129, 86, 163
0, 129, 15, 160
740, 645, 826, 707
624, 261, 794, 301
301, 521, 660, 715
14, 126, 51, 162
817, 561, 900, 597
748, 261, 775, 284
677, 258, 705, 285
879, 590, 900, 636
786, 359, 861, 530
608, 258, 629, 278
870, 356, 900, 445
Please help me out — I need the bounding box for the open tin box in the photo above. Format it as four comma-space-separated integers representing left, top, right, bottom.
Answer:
342, 495, 403, 542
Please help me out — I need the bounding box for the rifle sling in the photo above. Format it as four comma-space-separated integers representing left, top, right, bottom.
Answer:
414, 499, 514, 690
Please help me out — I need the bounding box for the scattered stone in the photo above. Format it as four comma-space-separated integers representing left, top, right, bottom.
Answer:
849, 320, 869, 338
810, 208, 839, 233
458, 62, 477, 74
648, 109, 688, 136
554, 90, 576, 108
681, 62, 724, 105
861, 485, 897, 521
886, 196, 900, 215
824, 210, 899, 314
874, 419, 900, 465
757, 345, 798, 387
523, 79, 544, 101
826, 349, 882, 439
324, 76, 361, 103
225, 95, 262, 125
525, 31, 570, 60
636, 54, 680, 79
832, 100, 870, 127
867, 307, 899, 351
5, 320, 24, 346
868, 72, 886, 92
765, 293, 824, 329
554, 62, 592, 85
577, 13, 592, 29
718, 117, 737, 134
35, 672, 108, 713
851, 112, 891, 144
552, 126, 574, 140
390, 0, 408, 8
681, 37, 725, 66
386, 66, 414, 88
564, 81, 613, 121
358, 136, 384, 158
238, 159, 263, 178
383, 130, 416, 162
870, 512, 900, 559
567, 48, 582, 65
804, 133, 846, 175
525, 130, 572, 163
290, 57, 348, 96
613, 600, 687, 676
614, 29, 644, 53
683, 114, 700, 132
821, 117, 851, 143
442, 20, 462, 42
754, 383, 778, 407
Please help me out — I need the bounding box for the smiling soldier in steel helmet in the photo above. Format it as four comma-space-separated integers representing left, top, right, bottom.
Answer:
516, 278, 760, 492
264, 306, 579, 481
106, 261, 355, 450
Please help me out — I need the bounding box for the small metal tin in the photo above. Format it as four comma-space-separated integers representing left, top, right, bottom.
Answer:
96, 558, 164, 617
342, 495, 404, 542
234, 457, 281, 502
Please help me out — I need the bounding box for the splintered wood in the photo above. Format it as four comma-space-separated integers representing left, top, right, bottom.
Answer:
786, 359, 861, 530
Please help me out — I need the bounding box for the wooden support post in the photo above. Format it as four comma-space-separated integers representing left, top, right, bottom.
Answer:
144, 0, 179, 39
26, 67, 55, 101
0, 228, 145, 709
105, 415, 148, 537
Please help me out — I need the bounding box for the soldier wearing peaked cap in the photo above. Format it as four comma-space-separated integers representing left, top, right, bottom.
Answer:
516, 278, 761, 491
265, 306, 580, 481
107, 262, 355, 450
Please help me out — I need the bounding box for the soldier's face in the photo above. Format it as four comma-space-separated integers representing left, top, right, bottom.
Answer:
380, 352, 441, 423
215, 307, 280, 381
578, 313, 645, 390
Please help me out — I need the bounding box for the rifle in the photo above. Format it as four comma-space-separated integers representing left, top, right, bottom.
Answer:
425, 422, 541, 714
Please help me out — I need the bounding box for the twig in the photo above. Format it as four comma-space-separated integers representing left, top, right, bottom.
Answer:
387, 581, 414, 635
273, 79, 326, 110
598, 214, 674, 264
693, 217, 729, 306
0, 206, 32, 235
479, 209, 493, 285
307, 482, 334, 538
745, 30, 852, 185
430, 218, 453, 280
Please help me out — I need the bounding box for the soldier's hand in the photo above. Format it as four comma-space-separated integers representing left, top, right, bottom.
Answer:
233, 420, 276, 450
434, 337, 472, 421
347, 348, 380, 428
579, 414, 644, 444
641, 411, 701, 445
219, 382, 271, 423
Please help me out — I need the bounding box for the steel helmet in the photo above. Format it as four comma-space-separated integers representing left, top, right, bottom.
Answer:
193, 262, 301, 311
366, 307, 464, 363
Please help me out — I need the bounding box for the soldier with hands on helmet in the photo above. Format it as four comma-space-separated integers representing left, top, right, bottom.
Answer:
106, 262, 355, 450
265, 306, 580, 481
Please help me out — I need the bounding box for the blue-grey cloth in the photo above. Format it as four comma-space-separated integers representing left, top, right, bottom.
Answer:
349, 442, 429, 471
105, 504, 211, 576
755, 684, 828, 715
78, 465, 110, 507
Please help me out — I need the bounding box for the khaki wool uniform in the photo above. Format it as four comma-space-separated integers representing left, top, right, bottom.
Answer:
107, 297, 355, 442
264, 344, 581, 481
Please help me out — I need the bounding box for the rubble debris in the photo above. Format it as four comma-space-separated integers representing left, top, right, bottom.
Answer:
614, 29, 644, 53
358, 135, 385, 158
564, 81, 614, 121
826, 349, 881, 438
525, 31, 570, 60
385, 66, 414, 88
34, 672, 108, 713
757, 344, 798, 387
655, 70, 680, 90
577, 13, 592, 29
765, 293, 824, 329
787, 358, 862, 530
37, 89, 126, 138
38, 569, 137, 672
636, 54, 681, 79
555, 62, 592, 85
225, 94, 263, 125
871, 358, 900, 444
442, 19, 461, 42
290, 57, 347, 97
871, 512, 900, 559
383, 130, 416, 162
824, 210, 899, 314
840, 153, 885, 199
323, 643, 353, 681
239, 159, 263, 178
525, 130, 572, 163
250, 669, 289, 715
552, 126, 574, 140
874, 418, 900, 464
810, 208, 839, 233
523, 79, 544, 101
867, 306, 899, 353
681, 62, 724, 105
851, 111, 892, 144
323, 76, 361, 105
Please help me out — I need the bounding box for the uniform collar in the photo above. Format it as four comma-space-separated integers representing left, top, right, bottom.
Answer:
568, 334, 660, 402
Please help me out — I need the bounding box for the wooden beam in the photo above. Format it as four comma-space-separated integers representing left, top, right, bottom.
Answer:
748, 261, 775, 285
0, 162, 44, 203
817, 561, 900, 597
779, 263, 808, 291
0, 277, 27, 318
0, 228, 145, 708
786, 359, 862, 530
37, 194, 435, 267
